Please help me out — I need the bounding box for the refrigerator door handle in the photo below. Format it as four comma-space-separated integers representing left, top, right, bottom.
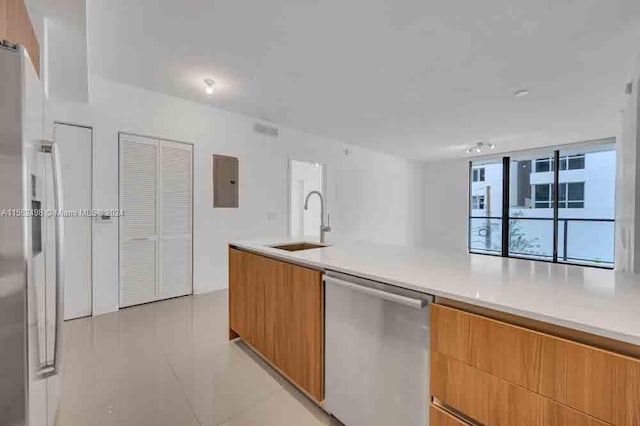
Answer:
38, 140, 64, 379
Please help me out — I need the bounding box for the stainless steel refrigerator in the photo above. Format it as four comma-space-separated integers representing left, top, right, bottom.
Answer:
0, 42, 64, 426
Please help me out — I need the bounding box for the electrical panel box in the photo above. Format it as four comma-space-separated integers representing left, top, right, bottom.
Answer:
212, 154, 239, 208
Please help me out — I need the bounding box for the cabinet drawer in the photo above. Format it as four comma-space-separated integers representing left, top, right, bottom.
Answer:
431, 351, 609, 426
431, 304, 640, 425
429, 404, 469, 426
430, 404, 469, 426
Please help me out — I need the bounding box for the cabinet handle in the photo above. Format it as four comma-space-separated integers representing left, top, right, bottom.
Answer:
324, 275, 432, 309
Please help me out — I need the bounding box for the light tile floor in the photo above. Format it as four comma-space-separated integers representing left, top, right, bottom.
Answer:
56, 290, 342, 426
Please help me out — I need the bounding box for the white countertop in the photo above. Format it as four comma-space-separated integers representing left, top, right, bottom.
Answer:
230, 239, 640, 346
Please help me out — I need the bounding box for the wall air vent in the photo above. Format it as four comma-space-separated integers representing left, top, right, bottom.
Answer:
253, 123, 279, 137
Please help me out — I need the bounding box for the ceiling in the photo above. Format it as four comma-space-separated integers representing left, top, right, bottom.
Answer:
85, 0, 640, 160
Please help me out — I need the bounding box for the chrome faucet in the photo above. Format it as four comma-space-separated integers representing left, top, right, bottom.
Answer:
304, 191, 331, 243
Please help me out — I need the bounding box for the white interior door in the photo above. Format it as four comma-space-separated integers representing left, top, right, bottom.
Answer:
159, 141, 193, 299
288, 160, 325, 240
120, 135, 158, 307
54, 123, 92, 320
119, 134, 192, 308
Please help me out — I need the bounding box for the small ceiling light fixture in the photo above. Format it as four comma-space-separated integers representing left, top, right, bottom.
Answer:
466, 141, 495, 154
514, 88, 529, 98
204, 78, 215, 95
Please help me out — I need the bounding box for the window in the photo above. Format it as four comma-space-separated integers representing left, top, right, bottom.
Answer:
533, 184, 552, 208
468, 142, 615, 268
468, 161, 502, 254
535, 158, 552, 172
531, 182, 585, 209
565, 154, 585, 170
535, 154, 585, 173
472, 195, 485, 210
559, 182, 584, 208
472, 167, 485, 182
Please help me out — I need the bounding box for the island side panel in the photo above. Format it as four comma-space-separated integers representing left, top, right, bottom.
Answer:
228, 247, 265, 348
228, 246, 325, 402
271, 261, 324, 401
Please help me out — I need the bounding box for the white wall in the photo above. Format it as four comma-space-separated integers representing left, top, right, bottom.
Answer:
616, 55, 640, 272
50, 75, 422, 315
420, 158, 468, 253
46, 17, 89, 103
25, 0, 90, 103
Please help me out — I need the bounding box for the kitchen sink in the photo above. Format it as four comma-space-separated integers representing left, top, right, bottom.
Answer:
270, 242, 328, 251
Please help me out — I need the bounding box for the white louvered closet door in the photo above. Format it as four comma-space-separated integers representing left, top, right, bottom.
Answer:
120, 135, 193, 308
120, 135, 158, 307
159, 141, 193, 299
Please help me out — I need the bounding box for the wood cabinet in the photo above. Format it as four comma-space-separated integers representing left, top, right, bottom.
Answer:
538, 334, 640, 425
430, 404, 469, 426
430, 304, 640, 425
228, 249, 266, 351
431, 303, 543, 390
228, 247, 324, 401
0, 0, 40, 75
431, 351, 608, 426
268, 259, 324, 400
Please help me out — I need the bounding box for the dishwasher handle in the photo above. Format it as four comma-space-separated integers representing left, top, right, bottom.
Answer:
323, 275, 432, 309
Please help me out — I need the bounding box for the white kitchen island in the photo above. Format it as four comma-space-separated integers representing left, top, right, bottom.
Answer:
231, 239, 640, 346
229, 240, 640, 426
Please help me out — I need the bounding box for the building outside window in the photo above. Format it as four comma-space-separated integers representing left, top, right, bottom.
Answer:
559, 182, 585, 208
534, 154, 585, 172
471, 195, 485, 210
472, 167, 485, 182
468, 140, 615, 267
532, 182, 585, 209
533, 184, 553, 208
562, 154, 586, 170
534, 158, 553, 173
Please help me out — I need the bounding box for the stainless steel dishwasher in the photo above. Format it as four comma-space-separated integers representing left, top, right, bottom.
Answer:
324, 271, 434, 426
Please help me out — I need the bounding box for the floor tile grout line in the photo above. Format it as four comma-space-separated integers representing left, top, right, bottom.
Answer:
153, 311, 284, 426
62, 293, 329, 426
158, 333, 204, 426
151, 296, 207, 426
214, 387, 285, 426
161, 341, 285, 426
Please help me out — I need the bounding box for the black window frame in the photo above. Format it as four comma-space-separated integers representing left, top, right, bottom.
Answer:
468, 150, 613, 269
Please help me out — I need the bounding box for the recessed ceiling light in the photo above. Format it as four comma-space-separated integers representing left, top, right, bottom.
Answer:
514, 89, 529, 98
466, 141, 495, 154
204, 78, 215, 95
